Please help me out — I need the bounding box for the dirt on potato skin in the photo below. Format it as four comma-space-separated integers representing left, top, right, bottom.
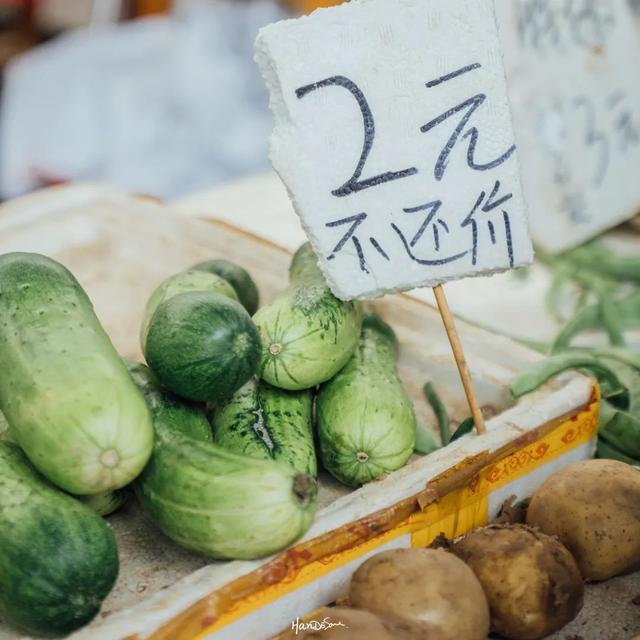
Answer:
453, 524, 584, 640
526, 459, 640, 581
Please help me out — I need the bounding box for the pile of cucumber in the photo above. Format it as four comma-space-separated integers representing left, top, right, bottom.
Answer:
0, 245, 417, 637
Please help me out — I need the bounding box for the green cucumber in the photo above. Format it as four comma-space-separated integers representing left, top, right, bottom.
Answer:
0, 410, 13, 443
144, 291, 261, 403
253, 243, 362, 390
0, 253, 153, 494
140, 270, 238, 351
316, 312, 416, 487
132, 367, 317, 559
136, 428, 317, 559
211, 378, 316, 475
192, 259, 260, 316
77, 489, 128, 517
125, 360, 212, 442
0, 442, 118, 636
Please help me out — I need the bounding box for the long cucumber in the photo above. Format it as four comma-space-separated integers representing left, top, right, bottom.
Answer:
126, 360, 212, 442
0, 410, 13, 443
316, 312, 416, 487
0, 442, 118, 636
211, 378, 316, 475
129, 362, 316, 559
0, 253, 153, 494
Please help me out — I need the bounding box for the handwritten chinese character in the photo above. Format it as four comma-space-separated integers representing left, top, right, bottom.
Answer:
421, 64, 516, 181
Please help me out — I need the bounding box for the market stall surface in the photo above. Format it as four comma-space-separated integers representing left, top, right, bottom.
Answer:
544, 572, 640, 640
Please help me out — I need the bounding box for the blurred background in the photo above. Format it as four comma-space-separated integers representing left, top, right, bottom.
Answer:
0, 0, 341, 201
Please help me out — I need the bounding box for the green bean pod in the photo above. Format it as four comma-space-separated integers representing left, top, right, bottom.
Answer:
423, 381, 450, 446
562, 241, 640, 284
510, 353, 628, 408
598, 402, 640, 459
553, 292, 640, 351
596, 437, 640, 466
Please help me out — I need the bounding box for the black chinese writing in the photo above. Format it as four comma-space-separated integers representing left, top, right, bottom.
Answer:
325, 181, 516, 273
296, 76, 417, 196
325, 213, 369, 272
390, 180, 514, 268
517, 0, 616, 54
538, 89, 639, 222
421, 64, 515, 181
296, 63, 518, 274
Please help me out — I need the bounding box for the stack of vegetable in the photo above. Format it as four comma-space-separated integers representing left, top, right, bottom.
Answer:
282, 458, 640, 640
5, 233, 635, 638
0, 244, 420, 637
209, 242, 417, 490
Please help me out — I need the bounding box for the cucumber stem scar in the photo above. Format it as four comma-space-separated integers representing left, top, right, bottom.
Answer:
100, 449, 120, 468
269, 343, 282, 355
356, 451, 369, 463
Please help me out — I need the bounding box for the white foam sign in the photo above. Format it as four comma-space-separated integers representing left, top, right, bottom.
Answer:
255, 0, 533, 301
496, 0, 640, 252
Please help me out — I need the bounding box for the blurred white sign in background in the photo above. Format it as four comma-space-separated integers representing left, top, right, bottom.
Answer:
496, 0, 640, 252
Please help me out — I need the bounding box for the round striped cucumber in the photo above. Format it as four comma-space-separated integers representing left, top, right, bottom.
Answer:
192, 259, 260, 316
144, 291, 261, 403
0, 253, 153, 494
252, 243, 362, 390
140, 270, 238, 351
132, 371, 317, 559
316, 312, 416, 487
0, 442, 118, 636
211, 377, 316, 475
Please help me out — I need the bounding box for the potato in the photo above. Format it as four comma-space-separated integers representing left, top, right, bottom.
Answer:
453, 524, 583, 640
278, 606, 423, 639
349, 547, 489, 640
527, 459, 640, 580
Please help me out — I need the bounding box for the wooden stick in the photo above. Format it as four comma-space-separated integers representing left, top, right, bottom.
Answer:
432, 284, 486, 435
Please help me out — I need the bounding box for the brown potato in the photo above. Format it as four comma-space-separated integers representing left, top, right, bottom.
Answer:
349, 547, 489, 640
527, 459, 640, 581
453, 524, 583, 640
277, 606, 423, 639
